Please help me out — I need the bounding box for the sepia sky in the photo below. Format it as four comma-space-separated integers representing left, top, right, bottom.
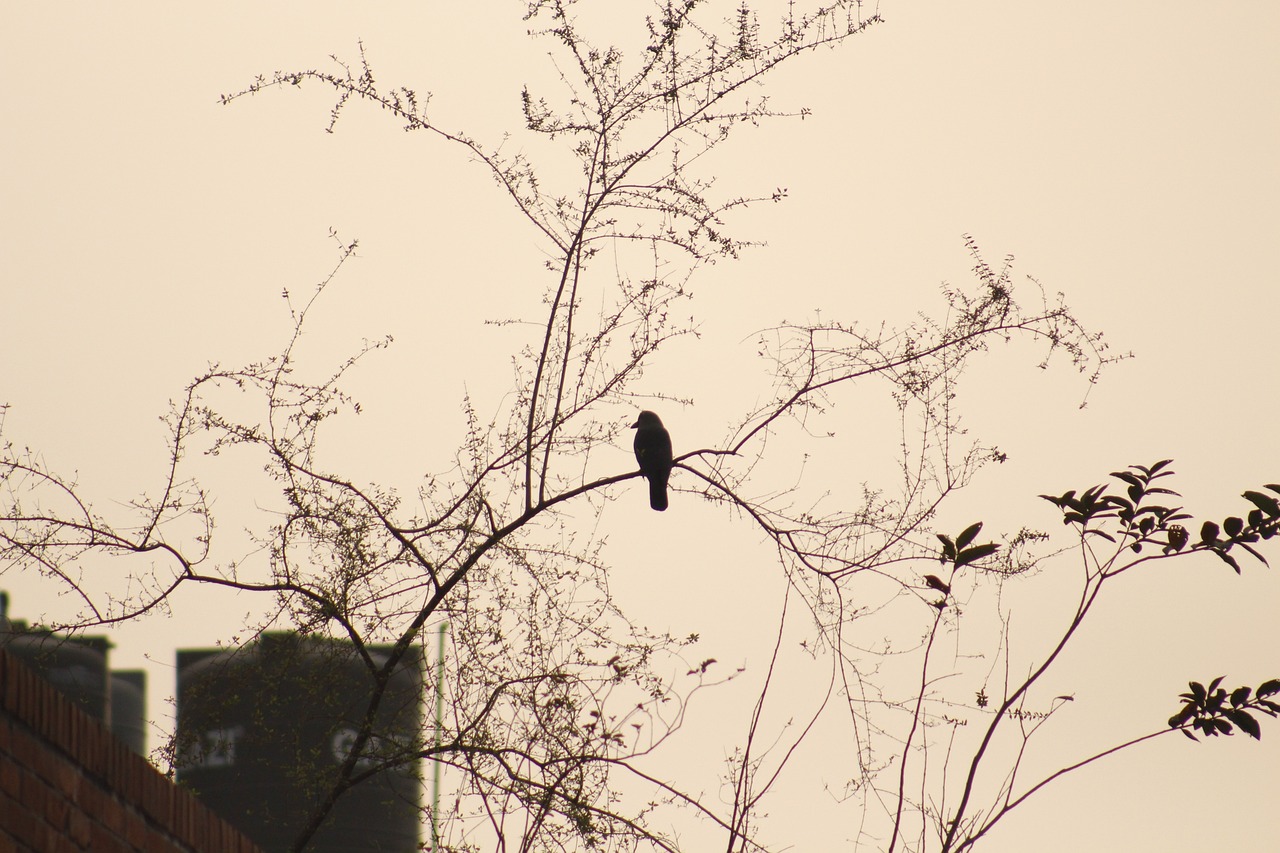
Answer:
3, 2, 1278, 851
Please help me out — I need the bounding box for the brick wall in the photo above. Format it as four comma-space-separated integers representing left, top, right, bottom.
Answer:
0, 648, 261, 853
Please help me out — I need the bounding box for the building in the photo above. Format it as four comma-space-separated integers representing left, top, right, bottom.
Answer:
0, 591, 424, 853
0, 592, 147, 756
0, 646, 261, 852
175, 632, 424, 853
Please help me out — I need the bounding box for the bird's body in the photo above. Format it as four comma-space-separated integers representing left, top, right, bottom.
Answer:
632, 410, 673, 511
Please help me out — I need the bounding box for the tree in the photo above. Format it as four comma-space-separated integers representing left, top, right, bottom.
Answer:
2, 2, 1275, 851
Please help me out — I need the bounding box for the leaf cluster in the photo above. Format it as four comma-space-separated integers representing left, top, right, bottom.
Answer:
1194, 487, 1280, 573
1168, 677, 1280, 741
1039, 460, 1280, 573
936, 521, 999, 569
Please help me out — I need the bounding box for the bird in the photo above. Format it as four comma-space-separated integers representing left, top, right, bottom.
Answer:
631, 410, 673, 511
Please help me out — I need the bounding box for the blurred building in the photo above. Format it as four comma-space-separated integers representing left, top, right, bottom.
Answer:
176, 632, 424, 853
0, 591, 147, 755
1, 593, 425, 852
1, 645, 260, 852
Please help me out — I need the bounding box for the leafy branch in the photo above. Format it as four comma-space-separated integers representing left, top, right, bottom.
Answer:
1169, 677, 1280, 741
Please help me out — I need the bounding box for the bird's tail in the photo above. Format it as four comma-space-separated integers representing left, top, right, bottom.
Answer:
649, 476, 668, 512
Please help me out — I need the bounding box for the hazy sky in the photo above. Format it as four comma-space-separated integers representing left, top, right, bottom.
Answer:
3, 2, 1278, 851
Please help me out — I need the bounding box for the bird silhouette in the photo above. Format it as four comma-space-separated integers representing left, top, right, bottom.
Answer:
632, 410, 672, 511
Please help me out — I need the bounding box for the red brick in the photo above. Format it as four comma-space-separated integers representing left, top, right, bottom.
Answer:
19, 771, 50, 814
147, 831, 186, 853
0, 755, 21, 799
0, 828, 22, 853
8, 730, 43, 771
43, 787, 70, 831
0, 800, 41, 848
33, 822, 64, 853
66, 808, 92, 847
1, 651, 263, 853
123, 810, 151, 849
51, 760, 79, 799
86, 786, 123, 833
48, 828, 79, 853
89, 821, 133, 853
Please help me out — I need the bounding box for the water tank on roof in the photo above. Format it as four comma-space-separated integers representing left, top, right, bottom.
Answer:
176, 632, 423, 853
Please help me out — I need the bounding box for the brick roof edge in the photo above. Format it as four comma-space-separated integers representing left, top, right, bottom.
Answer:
1, 647, 263, 853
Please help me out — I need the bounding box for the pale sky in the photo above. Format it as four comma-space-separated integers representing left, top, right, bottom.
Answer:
3, 2, 1278, 851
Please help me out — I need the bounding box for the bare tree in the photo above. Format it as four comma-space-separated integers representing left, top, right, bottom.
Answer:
2, 2, 1275, 852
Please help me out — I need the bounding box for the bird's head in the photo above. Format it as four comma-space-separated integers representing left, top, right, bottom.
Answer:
632, 410, 663, 430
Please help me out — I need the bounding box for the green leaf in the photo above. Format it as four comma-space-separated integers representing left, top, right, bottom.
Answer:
1243, 490, 1280, 517
1212, 548, 1242, 574
956, 522, 983, 550
1257, 679, 1280, 698
957, 542, 1000, 567
923, 574, 951, 595
1040, 491, 1074, 509
1226, 710, 1261, 739
1110, 470, 1142, 488
1238, 542, 1269, 567
1231, 686, 1252, 707
1107, 493, 1134, 511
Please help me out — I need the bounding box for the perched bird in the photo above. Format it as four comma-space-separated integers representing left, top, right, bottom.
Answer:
631, 410, 673, 511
